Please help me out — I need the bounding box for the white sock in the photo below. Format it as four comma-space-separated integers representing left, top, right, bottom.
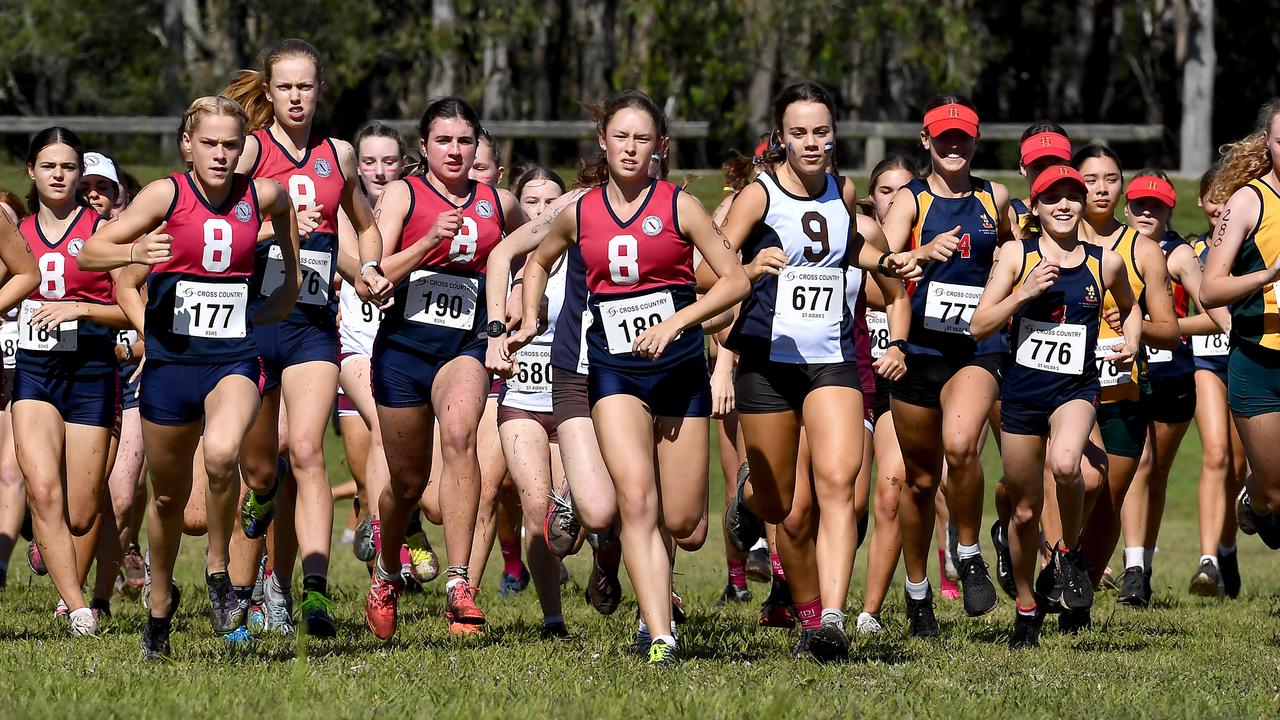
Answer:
821, 608, 845, 630
651, 633, 676, 647
1219, 543, 1237, 556
905, 577, 930, 600
957, 542, 981, 561
1200, 554, 1218, 568
375, 558, 398, 582
1124, 547, 1145, 570
445, 577, 464, 592
637, 619, 649, 636
1143, 547, 1156, 570
751, 537, 769, 551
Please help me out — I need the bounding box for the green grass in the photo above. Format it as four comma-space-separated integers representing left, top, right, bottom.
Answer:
1, 421, 1279, 718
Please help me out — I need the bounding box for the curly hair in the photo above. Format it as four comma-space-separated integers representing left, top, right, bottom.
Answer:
1209, 98, 1280, 204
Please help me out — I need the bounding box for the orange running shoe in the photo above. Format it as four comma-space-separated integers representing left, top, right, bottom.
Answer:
444, 580, 486, 627
365, 575, 402, 640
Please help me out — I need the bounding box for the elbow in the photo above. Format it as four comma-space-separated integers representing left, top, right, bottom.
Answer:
728, 273, 750, 304
1146, 320, 1181, 350
969, 319, 995, 341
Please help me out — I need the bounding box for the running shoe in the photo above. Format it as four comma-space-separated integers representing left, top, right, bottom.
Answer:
715, 583, 752, 607
1049, 546, 1094, 611
945, 523, 960, 581
1188, 559, 1224, 599
444, 580, 486, 630
123, 544, 146, 591
647, 638, 679, 667
365, 575, 402, 640
54, 599, 68, 619
142, 549, 152, 610
26, 541, 46, 576
353, 515, 376, 562
723, 462, 763, 553
540, 621, 571, 640
630, 625, 652, 656
68, 607, 96, 637
1008, 608, 1044, 649
499, 563, 531, 597
584, 547, 622, 616
808, 615, 850, 663
1116, 566, 1149, 607
263, 572, 296, 635
1058, 607, 1091, 635
671, 591, 686, 626
990, 521, 1017, 600
791, 628, 814, 658
855, 612, 883, 635
545, 490, 585, 558
1034, 561, 1064, 614
141, 584, 180, 662
1237, 487, 1280, 549
405, 530, 441, 583
90, 597, 112, 621
300, 589, 337, 637
207, 571, 245, 635
956, 555, 998, 616
939, 549, 961, 601
247, 603, 266, 634
1219, 549, 1241, 599
905, 587, 940, 638
239, 482, 278, 540
745, 545, 771, 584
758, 578, 797, 629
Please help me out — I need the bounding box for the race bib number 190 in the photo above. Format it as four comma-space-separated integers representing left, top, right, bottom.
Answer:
405, 270, 479, 330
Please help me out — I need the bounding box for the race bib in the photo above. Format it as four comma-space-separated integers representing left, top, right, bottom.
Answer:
509, 344, 553, 395
405, 270, 479, 330
261, 246, 333, 305
599, 291, 676, 355
0, 315, 19, 368
1095, 338, 1131, 388
1192, 333, 1229, 358
923, 281, 981, 335
116, 329, 139, 346
866, 311, 890, 360
173, 281, 248, 338
776, 267, 843, 323
18, 300, 78, 352
1146, 346, 1174, 364
1015, 319, 1086, 375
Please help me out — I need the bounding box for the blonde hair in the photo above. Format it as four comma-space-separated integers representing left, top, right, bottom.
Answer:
1209, 98, 1280, 204
182, 96, 249, 136
222, 39, 325, 133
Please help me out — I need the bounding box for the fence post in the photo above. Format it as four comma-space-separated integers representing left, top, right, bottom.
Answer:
864, 135, 885, 175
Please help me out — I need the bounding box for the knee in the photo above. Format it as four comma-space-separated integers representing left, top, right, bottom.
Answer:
438, 423, 477, 460
576, 500, 615, 534
389, 476, 428, 506
812, 468, 856, 506
1201, 442, 1230, 473
1049, 454, 1082, 488
672, 514, 707, 551
0, 459, 21, 489
153, 489, 191, 518
203, 440, 240, 482
1009, 498, 1041, 528
67, 510, 98, 537
873, 484, 900, 522
942, 440, 981, 474
288, 436, 326, 471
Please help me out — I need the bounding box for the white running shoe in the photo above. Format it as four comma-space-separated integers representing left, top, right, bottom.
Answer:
855, 611, 883, 634
141, 549, 152, 610
263, 572, 295, 635
68, 607, 97, 637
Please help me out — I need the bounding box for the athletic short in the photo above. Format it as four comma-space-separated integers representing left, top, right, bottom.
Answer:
734, 355, 861, 414
489, 377, 502, 398
339, 349, 369, 369
552, 370, 591, 426
120, 367, 141, 411
873, 375, 892, 424
1096, 399, 1148, 458
12, 367, 119, 428
1145, 375, 1196, 425
589, 357, 711, 418
337, 391, 359, 418
889, 352, 1004, 409
371, 341, 485, 409
497, 404, 560, 443
1196, 365, 1227, 386
255, 322, 338, 392
1001, 388, 1099, 437
1228, 344, 1280, 418
139, 358, 264, 426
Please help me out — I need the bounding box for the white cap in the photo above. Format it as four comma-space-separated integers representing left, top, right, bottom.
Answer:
83, 152, 119, 183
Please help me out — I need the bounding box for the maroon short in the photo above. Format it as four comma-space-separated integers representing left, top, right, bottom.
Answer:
497, 404, 559, 443
337, 391, 358, 415
551, 370, 590, 425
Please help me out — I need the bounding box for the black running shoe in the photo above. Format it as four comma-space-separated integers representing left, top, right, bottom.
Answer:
723, 462, 763, 553
715, 583, 752, 608
792, 628, 815, 658
207, 572, 245, 635
746, 546, 771, 583
758, 578, 797, 629
1057, 607, 1091, 635
1008, 608, 1044, 649
540, 621, 571, 640
807, 620, 850, 663
1058, 547, 1094, 611
1237, 488, 1280, 550
990, 521, 1017, 600
647, 638, 679, 667
584, 558, 622, 616
1116, 566, 1149, 607
1034, 559, 1064, 613
957, 555, 998, 616
142, 584, 181, 662
906, 588, 940, 638
1188, 559, 1224, 599
1219, 550, 1241, 599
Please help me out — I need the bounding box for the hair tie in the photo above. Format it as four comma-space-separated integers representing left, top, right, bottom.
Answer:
751, 154, 765, 166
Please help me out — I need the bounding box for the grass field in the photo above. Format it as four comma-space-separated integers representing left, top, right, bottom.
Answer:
0, 164, 1269, 717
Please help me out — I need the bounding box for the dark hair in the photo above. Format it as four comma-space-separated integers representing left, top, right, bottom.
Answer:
513, 165, 566, 201
856, 153, 920, 215
1198, 166, 1218, 199
416, 97, 481, 177
351, 120, 407, 193
25, 126, 85, 213
1072, 144, 1124, 175
1131, 167, 1171, 183
1020, 121, 1069, 142
724, 82, 839, 190
477, 127, 503, 166
120, 171, 142, 207
223, 38, 325, 132
923, 94, 977, 117
577, 90, 668, 187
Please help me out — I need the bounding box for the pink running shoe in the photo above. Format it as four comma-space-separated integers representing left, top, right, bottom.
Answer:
939, 549, 961, 600
365, 575, 403, 640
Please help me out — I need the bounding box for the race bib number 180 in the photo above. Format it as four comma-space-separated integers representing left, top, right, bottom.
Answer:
18, 300, 78, 351
598, 291, 676, 355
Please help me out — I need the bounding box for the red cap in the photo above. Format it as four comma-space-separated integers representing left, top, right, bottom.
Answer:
923, 104, 979, 137
1020, 132, 1072, 165
1125, 176, 1177, 208
753, 139, 770, 157
1030, 165, 1087, 205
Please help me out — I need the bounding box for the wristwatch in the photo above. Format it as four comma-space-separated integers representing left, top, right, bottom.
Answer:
485, 320, 508, 338
887, 339, 908, 353
362, 261, 385, 277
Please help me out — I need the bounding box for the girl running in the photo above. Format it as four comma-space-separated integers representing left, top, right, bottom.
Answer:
79, 95, 300, 657
0, 191, 32, 591
222, 38, 390, 636
363, 97, 524, 639
508, 90, 748, 666
971, 164, 1139, 648
879, 96, 1014, 634
15, 127, 122, 635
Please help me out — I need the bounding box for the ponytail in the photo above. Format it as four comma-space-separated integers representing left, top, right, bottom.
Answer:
1211, 99, 1280, 204
222, 69, 273, 133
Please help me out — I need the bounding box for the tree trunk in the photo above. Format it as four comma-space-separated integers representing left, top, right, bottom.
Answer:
431, 0, 458, 98
1178, 0, 1214, 175
745, 0, 780, 135
481, 33, 512, 121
